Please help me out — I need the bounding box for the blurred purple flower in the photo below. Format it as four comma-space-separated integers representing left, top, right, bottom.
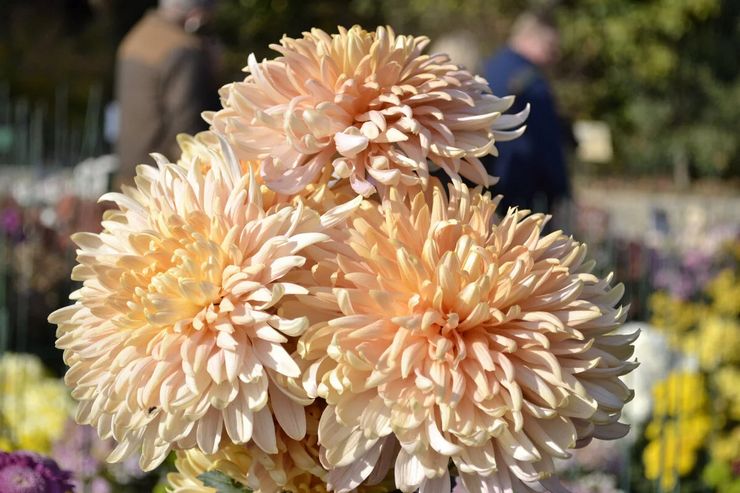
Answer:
646, 209, 739, 300
107, 454, 147, 483
0, 206, 23, 240
51, 420, 145, 489
653, 268, 698, 300
90, 477, 111, 493
51, 421, 108, 482
0, 450, 74, 493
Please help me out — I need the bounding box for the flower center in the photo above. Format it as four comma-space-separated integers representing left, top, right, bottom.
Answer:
135, 222, 231, 328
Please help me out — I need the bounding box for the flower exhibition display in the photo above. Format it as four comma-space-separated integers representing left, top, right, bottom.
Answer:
49, 26, 639, 493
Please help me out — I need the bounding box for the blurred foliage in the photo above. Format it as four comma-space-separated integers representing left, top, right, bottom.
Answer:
555, 0, 739, 178
0, 0, 157, 124
0, 0, 737, 177
212, 0, 383, 81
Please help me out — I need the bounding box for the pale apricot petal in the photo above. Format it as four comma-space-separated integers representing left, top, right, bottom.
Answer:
335, 131, 370, 158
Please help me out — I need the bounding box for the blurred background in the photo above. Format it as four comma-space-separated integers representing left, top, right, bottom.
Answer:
0, 0, 737, 492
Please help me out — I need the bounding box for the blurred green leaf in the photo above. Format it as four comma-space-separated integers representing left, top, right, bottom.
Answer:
197, 471, 250, 493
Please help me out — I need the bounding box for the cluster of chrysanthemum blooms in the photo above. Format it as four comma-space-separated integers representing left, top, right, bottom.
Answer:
49, 26, 639, 493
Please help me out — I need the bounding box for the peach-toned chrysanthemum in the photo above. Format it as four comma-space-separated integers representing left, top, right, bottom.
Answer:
208, 25, 528, 197
168, 438, 251, 492
49, 136, 361, 470
297, 183, 639, 492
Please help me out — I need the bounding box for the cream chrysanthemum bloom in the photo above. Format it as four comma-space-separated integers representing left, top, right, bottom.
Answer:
208, 25, 528, 197
242, 404, 328, 493
49, 136, 361, 470
297, 183, 638, 492
169, 405, 392, 493
168, 438, 251, 492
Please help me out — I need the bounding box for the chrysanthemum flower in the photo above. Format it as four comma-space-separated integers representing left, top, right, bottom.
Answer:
208, 26, 528, 197
297, 183, 638, 492
246, 424, 393, 493
168, 438, 251, 492
168, 404, 326, 493
49, 137, 361, 470
168, 426, 328, 493
170, 405, 393, 493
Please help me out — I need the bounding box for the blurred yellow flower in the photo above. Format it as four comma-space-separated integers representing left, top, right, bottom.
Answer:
707, 268, 740, 317
691, 316, 740, 370
644, 417, 712, 490
710, 426, 740, 465
715, 367, 740, 420
648, 257, 739, 492
649, 370, 707, 417
643, 372, 712, 491
649, 292, 703, 346
0, 353, 72, 453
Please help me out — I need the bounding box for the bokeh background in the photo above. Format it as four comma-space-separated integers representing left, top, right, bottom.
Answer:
0, 1, 738, 492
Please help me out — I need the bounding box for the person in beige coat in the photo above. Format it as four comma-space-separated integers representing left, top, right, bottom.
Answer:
115, 0, 218, 187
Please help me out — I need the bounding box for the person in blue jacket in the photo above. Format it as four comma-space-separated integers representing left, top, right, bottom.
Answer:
482, 11, 570, 215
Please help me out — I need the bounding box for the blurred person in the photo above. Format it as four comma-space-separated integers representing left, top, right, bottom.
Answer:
115, 0, 219, 187
482, 11, 570, 217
